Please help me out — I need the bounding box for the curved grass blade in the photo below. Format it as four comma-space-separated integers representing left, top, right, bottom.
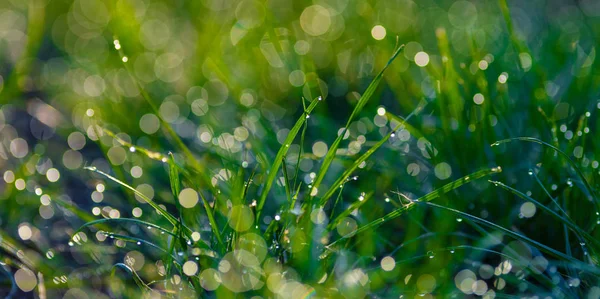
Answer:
197, 190, 224, 248
115, 46, 214, 190
311, 45, 405, 200
167, 153, 187, 261
425, 202, 581, 264
491, 137, 599, 214
111, 263, 152, 292
75, 218, 214, 252
103, 232, 182, 263
318, 100, 427, 206
0, 230, 40, 272
327, 192, 372, 230
84, 166, 179, 227
102, 128, 165, 161
255, 96, 321, 220
74, 218, 176, 238
490, 180, 600, 249
323, 167, 501, 254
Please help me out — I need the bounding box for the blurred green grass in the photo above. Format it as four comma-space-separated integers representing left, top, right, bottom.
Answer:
1, 0, 600, 297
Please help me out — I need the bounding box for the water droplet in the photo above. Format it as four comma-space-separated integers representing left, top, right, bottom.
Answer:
427, 251, 434, 258
456, 218, 463, 222
450, 250, 455, 254
528, 170, 533, 176
567, 179, 573, 187
306, 115, 310, 119
358, 192, 365, 201
137, 241, 141, 245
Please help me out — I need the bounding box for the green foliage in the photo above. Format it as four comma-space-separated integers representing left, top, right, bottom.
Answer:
1, 0, 600, 298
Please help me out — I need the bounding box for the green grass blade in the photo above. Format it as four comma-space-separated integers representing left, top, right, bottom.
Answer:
74, 218, 175, 237
492, 137, 599, 214
327, 192, 372, 230
281, 156, 292, 203
168, 153, 182, 201
114, 47, 214, 190
84, 166, 179, 227
490, 180, 600, 249
197, 190, 224, 249
292, 98, 309, 192
255, 96, 321, 220
425, 202, 582, 264
323, 167, 501, 253
111, 263, 152, 292
310, 45, 405, 199
318, 119, 402, 206
103, 232, 181, 263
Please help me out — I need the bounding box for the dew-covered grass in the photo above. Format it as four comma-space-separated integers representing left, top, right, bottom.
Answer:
1, 0, 600, 298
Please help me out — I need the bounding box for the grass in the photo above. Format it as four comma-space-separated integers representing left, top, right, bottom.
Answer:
1, 0, 600, 298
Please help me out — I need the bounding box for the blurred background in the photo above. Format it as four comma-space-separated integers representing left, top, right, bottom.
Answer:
1, 0, 600, 297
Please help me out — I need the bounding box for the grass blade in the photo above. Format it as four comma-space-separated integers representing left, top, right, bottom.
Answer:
425, 202, 582, 264
318, 101, 426, 206
255, 96, 321, 220
492, 137, 599, 214
490, 180, 600, 249
84, 166, 179, 227
327, 192, 372, 230
323, 167, 502, 253
310, 45, 405, 199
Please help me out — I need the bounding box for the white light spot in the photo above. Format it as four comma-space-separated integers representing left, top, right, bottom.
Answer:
473, 93, 484, 105
179, 188, 199, 208
498, 72, 508, 84
381, 256, 396, 271
371, 25, 386, 40
46, 168, 60, 182
183, 261, 198, 276
414, 52, 430, 67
